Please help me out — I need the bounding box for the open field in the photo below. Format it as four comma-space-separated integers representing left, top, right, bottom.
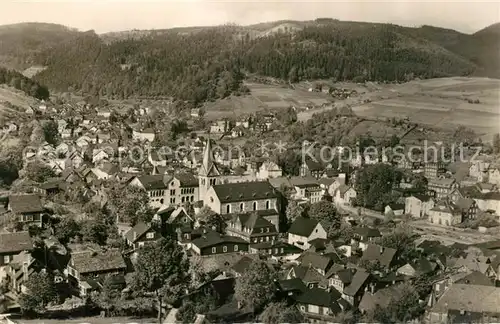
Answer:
204, 82, 332, 119
351, 77, 500, 137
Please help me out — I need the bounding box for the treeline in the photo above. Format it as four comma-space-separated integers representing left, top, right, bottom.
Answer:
0, 67, 50, 100
32, 21, 477, 104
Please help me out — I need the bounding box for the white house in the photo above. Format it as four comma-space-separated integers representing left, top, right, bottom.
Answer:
257, 161, 283, 180
132, 128, 155, 142
287, 217, 327, 250
405, 195, 435, 218
334, 185, 357, 206
488, 165, 500, 186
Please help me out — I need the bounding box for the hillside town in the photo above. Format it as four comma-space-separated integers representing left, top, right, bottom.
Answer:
0, 94, 500, 324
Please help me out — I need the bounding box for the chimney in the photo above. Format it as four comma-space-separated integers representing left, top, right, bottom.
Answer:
133, 231, 137, 241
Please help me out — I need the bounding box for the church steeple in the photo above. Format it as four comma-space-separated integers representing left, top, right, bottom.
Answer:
199, 137, 220, 203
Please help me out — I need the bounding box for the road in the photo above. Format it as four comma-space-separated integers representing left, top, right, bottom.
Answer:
337, 203, 498, 245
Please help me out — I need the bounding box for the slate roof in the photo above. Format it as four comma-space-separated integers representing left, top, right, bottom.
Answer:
232, 213, 276, 233
359, 285, 404, 312
212, 181, 278, 203
343, 270, 370, 296
174, 172, 198, 187
0, 231, 33, 254
431, 284, 500, 314
297, 251, 332, 273
191, 232, 248, 250
8, 194, 43, 214
278, 278, 307, 293
353, 226, 381, 239
124, 222, 153, 243
294, 287, 342, 309
135, 174, 171, 190
360, 244, 397, 268
70, 249, 126, 274
288, 217, 320, 237
455, 271, 494, 286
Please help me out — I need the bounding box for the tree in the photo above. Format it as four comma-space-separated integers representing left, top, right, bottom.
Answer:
234, 260, 278, 311
176, 301, 196, 323
205, 212, 227, 233
285, 200, 304, 223
308, 201, 340, 228
54, 217, 80, 244
42, 120, 60, 145
493, 133, 500, 154
19, 272, 58, 314
107, 185, 154, 225
91, 274, 124, 316
259, 302, 305, 324
133, 238, 190, 323
23, 161, 57, 183
378, 224, 419, 262
81, 220, 108, 245
355, 164, 402, 211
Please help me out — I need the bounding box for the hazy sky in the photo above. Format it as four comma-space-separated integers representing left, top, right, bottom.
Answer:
1, 1, 499, 34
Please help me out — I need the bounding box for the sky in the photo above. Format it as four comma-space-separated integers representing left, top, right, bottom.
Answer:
1, 1, 499, 34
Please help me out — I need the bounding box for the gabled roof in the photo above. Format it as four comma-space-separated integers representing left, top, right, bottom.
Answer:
8, 194, 43, 214
455, 270, 494, 286
166, 207, 193, 224
303, 158, 323, 171
0, 231, 33, 254
297, 251, 332, 272
353, 226, 381, 239
212, 181, 278, 203
191, 231, 248, 250
278, 278, 307, 293
134, 174, 171, 190
70, 249, 126, 274
430, 284, 500, 314
294, 287, 342, 311
124, 222, 153, 243
343, 270, 370, 296
174, 172, 198, 187
288, 217, 320, 237
360, 244, 397, 268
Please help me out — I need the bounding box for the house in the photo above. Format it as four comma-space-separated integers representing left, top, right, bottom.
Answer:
297, 251, 335, 276
210, 120, 229, 134
454, 197, 479, 220
427, 284, 500, 323
190, 108, 200, 118
204, 181, 280, 231
290, 177, 323, 204
474, 192, 500, 216
190, 231, 249, 256
97, 108, 111, 118
396, 258, 437, 277
469, 160, 490, 181
95, 162, 119, 180
124, 222, 160, 250
384, 203, 405, 216
359, 244, 397, 270
424, 161, 447, 180
287, 265, 328, 289
5, 251, 40, 294
66, 249, 126, 296
226, 213, 278, 244
351, 227, 382, 251
257, 161, 282, 180
35, 178, 65, 196
288, 217, 327, 250
300, 159, 324, 179
334, 185, 357, 206
132, 128, 155, 142
251, 241, 302, 258
7, 194, 44, 227
428, 177, 457, 200
294, 287, 348, 321
0, 232, 33, 280
342, 269, 370, 306
230, 125, 245, 138
405, 194, 435, 218
129, 174, 171, 208
488, 165, 500, 186
428, 200, 463, 226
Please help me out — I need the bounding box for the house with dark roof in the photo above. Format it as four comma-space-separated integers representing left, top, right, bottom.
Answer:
204, 181, 280, 231
226, 212, 278, 244
277, 278, 307, 297
288, 217, 327, 250
397, 257, 437, 277
359, 244, 398, 271
290, 177, 323, 204
300, 158, 325, 179
297, 251, 335, 276
294, 287, 349, 321
0, 232, 33, 277
342, 269, 370, 306
351, 227, 381, 251
67, 249, 126, 296
334, 185, 357, 206
7, 194, 44, 227
428, 176, 457, 200
129, 174, 172, 208
405, 194, 435, 218
190, 231, 249, 256
287, 265, 328, 289
251, 241, 303, 259
124, 222, 160, 250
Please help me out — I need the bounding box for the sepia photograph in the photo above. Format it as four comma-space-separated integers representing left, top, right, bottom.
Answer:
0, 1, 499, 323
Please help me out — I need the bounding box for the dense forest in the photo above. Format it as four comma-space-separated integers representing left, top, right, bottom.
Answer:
0, 67, 50, 100
0, 19, 498, 105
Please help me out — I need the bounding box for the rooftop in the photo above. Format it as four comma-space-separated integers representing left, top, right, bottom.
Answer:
212, 181, 278, 203
0, 231, 33, 254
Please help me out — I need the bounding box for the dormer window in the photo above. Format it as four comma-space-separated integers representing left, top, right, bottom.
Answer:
253, 201, 257, 211
266, 200, 270, 209
240, 203, 244, 212
226, 204, 231, 213
210, 197, 214, 203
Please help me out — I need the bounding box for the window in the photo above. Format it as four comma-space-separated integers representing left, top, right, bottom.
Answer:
170, 189, 176, 195
160, 199, 164, 204
240, 203, 244, 212
181, 197, 185, 203
234, 245, 238, 252
170, 198, 176, 204
266, 200, 270, 209
266, 228, 269, 233
212, 247, 216, 253
226, 204, 231, 213
146, 232, 154, 239
3, 255, 10, 264
260, 228, 264, 233
210, 197, 214, 203
223, 246, 227, 252
253, 201, 257, 211
138, 242, 145, 247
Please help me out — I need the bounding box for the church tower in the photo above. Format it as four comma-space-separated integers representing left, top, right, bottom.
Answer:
199, 138, 220, 203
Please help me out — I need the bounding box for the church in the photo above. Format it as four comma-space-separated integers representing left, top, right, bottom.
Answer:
198, 139, 281, 231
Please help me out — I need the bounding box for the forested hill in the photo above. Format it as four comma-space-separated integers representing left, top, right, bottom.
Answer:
1, 19, 497, 104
